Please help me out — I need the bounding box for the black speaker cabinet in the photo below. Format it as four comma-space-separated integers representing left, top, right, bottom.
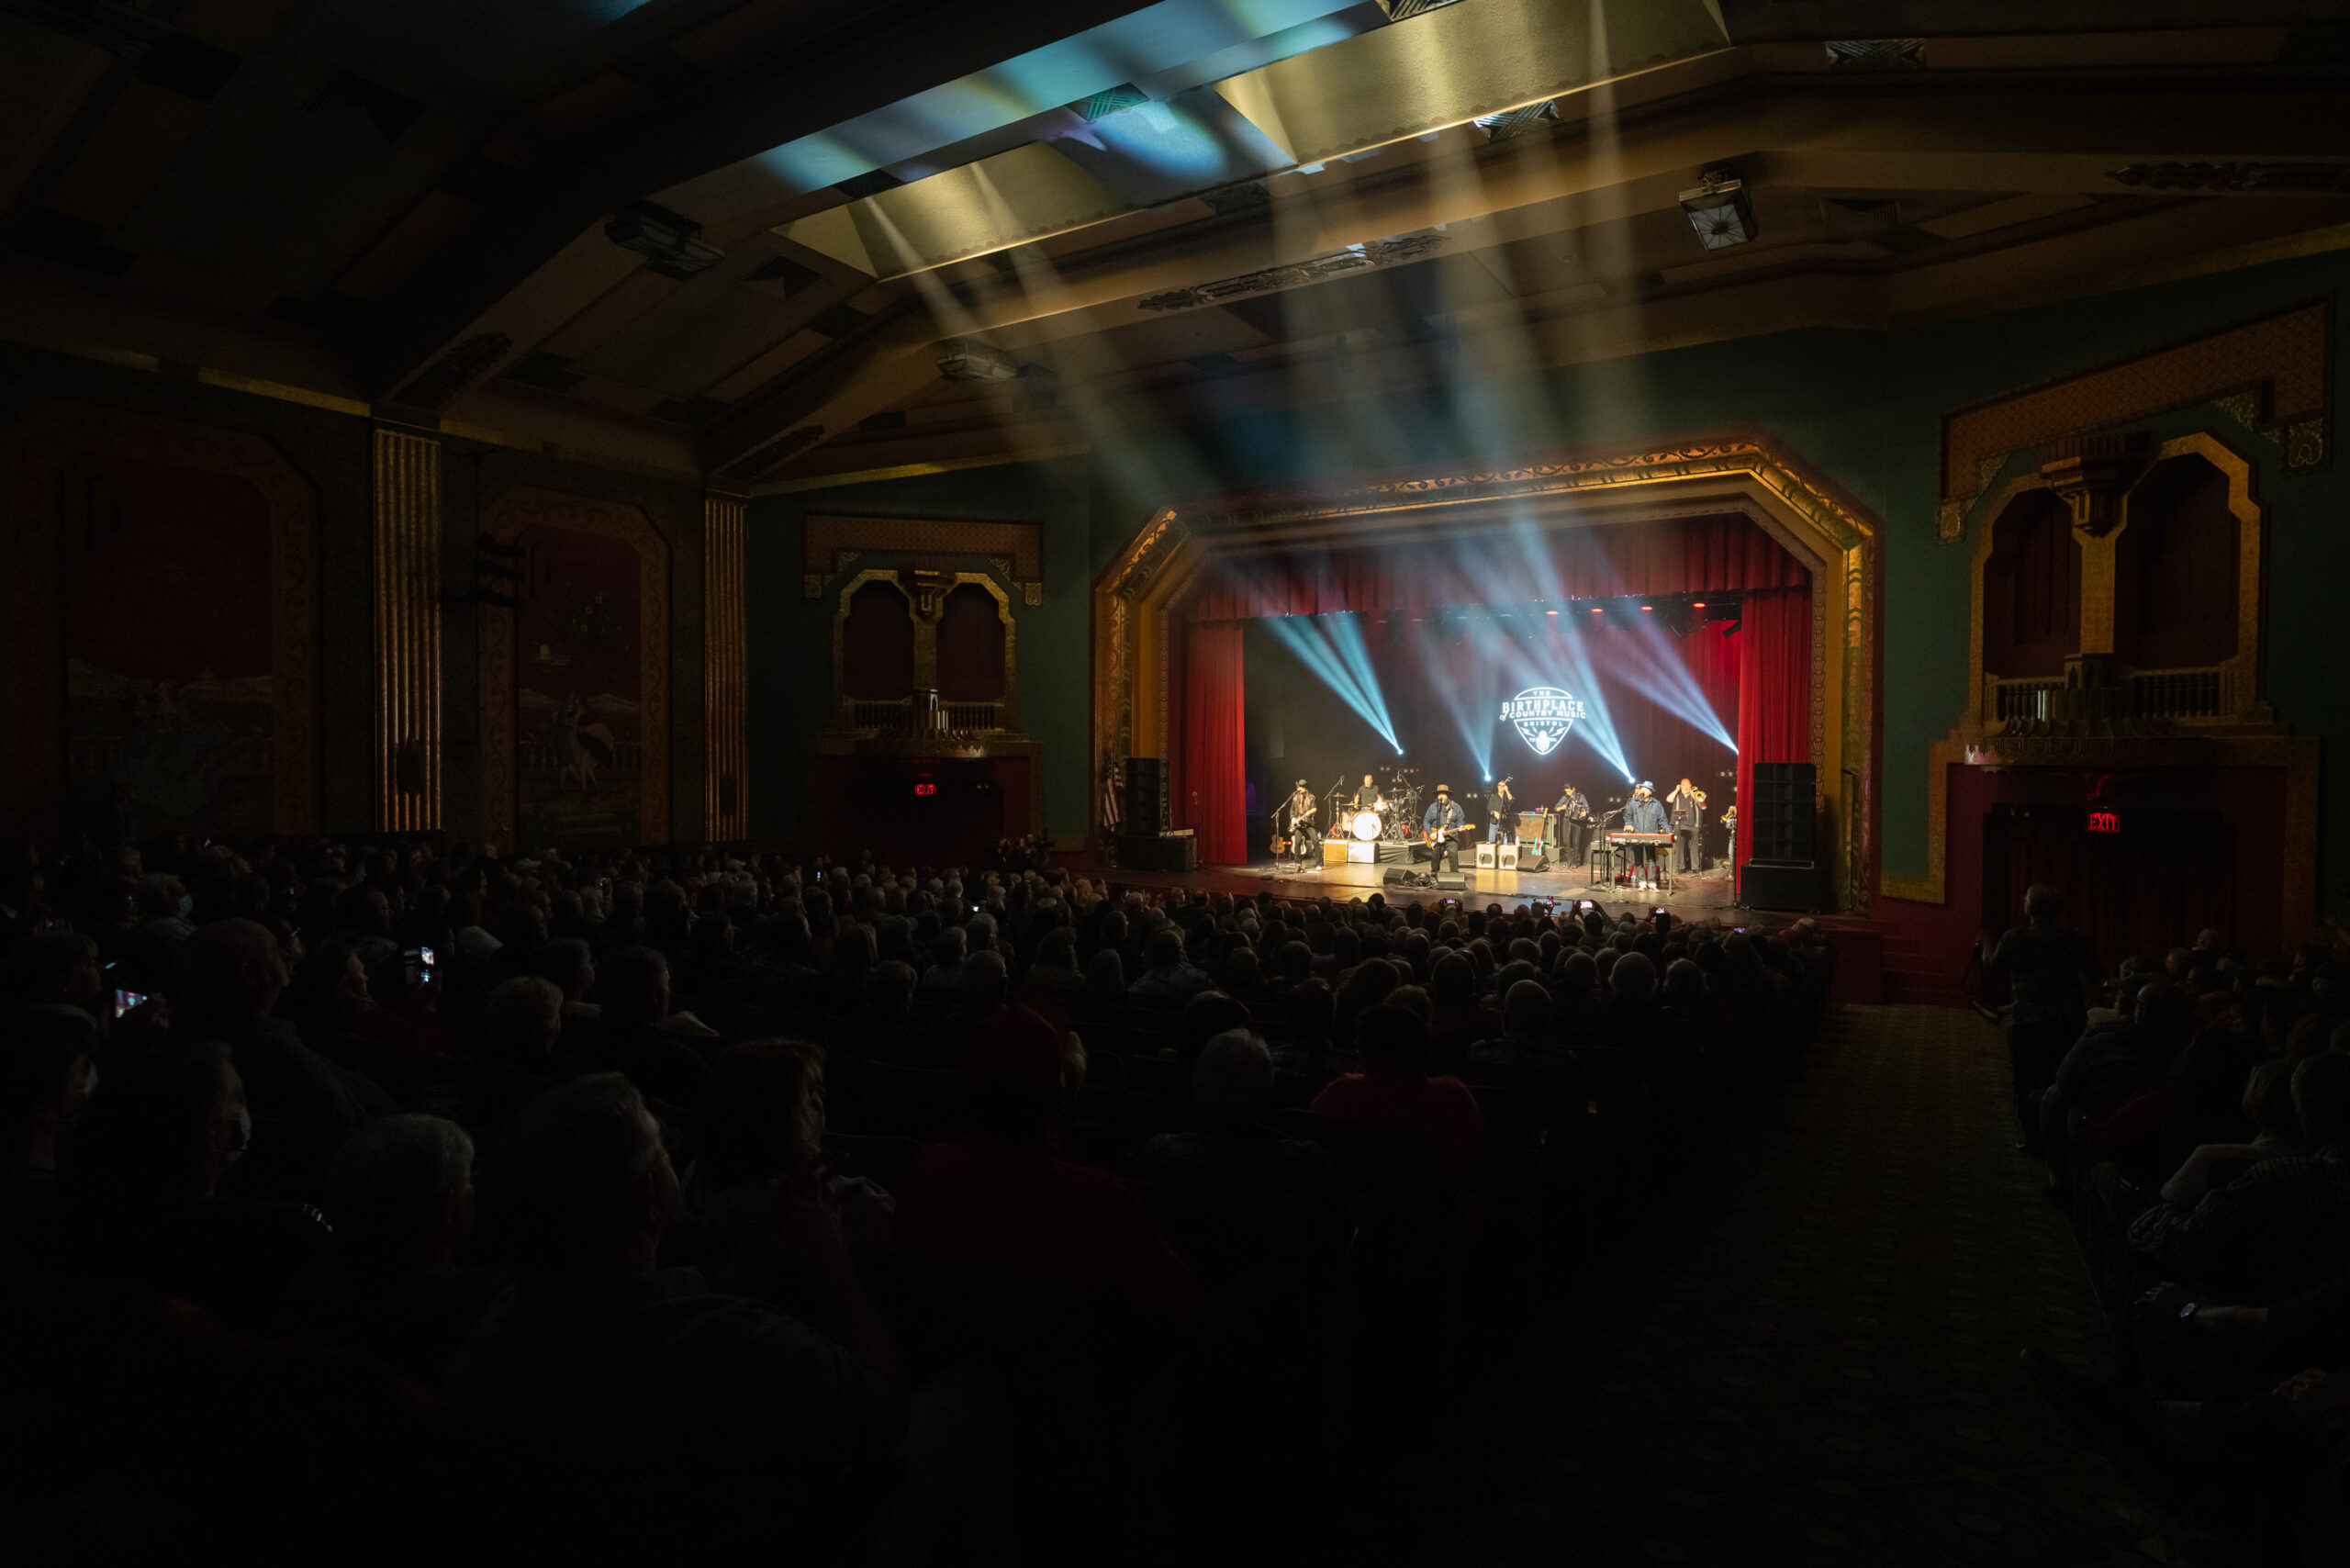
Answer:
1434, 872, 1468, 891
1123, 756, 1170, 833
1749, 762, 1816, 862
1741, 858, 1821, 913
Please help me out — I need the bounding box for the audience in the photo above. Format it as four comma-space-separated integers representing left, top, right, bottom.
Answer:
1, 823, 1843, 1560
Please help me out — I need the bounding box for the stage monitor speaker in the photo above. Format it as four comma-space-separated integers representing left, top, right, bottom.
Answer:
1382, 868, 1416, 886
1741, 857, 1820, 913
1123, 756, 1169, 833
1435, 873, 1468, 891
1115, 831, 1196, 871
1749, 762, 1816, 862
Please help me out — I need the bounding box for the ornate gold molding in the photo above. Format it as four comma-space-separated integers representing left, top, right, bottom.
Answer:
477, 487, 670, 852
703, 491, 749, 840
373, 426, 442, 832
1941, 298, 2331, 515
1896, 425, 2281, 910
800, 513, 1043, 600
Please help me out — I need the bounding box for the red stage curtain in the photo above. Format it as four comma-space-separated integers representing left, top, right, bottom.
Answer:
1176, 622, 1248, 864
1734, 587, 1813, 881
1187, 511, 1804, 620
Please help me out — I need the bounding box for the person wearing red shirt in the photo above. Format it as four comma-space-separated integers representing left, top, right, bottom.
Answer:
1308, 1002, 1486, 1185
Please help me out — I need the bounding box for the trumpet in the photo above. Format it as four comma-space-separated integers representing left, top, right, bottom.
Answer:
1693, 789, 1708, 806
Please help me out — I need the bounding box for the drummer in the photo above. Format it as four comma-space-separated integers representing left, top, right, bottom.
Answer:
1352, 773, 1385, 812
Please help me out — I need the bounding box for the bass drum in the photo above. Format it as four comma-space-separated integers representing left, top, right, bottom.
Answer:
1349, 809, 1384, 842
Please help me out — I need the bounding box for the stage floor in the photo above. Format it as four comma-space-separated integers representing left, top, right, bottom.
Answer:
1104, 854, 1742, 916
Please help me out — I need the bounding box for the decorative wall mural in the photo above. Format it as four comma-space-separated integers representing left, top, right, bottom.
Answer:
64, 459, 278, 833
479, 487, 668, 852
0, 408, 317, 836
518, 527, 643, 846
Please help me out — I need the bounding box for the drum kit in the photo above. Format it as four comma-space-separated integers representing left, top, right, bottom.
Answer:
1342, 766, 1424, 845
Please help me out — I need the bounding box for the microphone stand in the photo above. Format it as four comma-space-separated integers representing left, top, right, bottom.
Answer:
1590, 805, 1626, 890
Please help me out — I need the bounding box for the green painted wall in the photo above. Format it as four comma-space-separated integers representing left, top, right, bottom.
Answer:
750, 250, 2350, 913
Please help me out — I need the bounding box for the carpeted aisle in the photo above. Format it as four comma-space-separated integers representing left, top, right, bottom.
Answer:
1426, 1004, 2167, 1567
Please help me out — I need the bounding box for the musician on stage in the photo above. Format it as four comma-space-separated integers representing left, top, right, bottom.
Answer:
1622, 780, 1670, 891
1277, 779, 1317, 856
1352, 773, 1384, 812
1422, 784, 1467, 874
1553, 783, 1591, 865
1669, 777, 1704, 874
1484, 777, 1514, 843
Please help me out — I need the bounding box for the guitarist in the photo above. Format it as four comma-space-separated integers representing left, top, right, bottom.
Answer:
1422, 783, 1468, 875
1276, 778, 1316, 857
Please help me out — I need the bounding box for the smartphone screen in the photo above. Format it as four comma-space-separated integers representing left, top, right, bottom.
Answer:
418, 945, 437, 969
1652, 905, 1666, 917
112, 988, 147, 1019
1576, 900, 1596, 913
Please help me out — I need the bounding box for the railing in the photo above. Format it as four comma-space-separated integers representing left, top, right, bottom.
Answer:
2131, 666, 2230, 720
1988, 665, 2233, 726
845, 696, 1008, 734
1990, 678, 2061, 724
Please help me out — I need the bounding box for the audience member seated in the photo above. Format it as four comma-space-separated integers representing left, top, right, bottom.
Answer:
2125, 1052, 2350, 1305
2088, 1030, 2255, 1191
679, 1038, 888, 1249
54, 1037, 330, 1328
574, 946, 715, 1109
1309, 1003, 1486, 1186
180, 919, 393, 1130
2160, 1058, 2310, 1209
2039, 980, 2194, 1200
897, 1006, 1197, 1359
448, 1074, 907, 1548
274, 1113, 503, 1383
1136, 1029, 1338, 1217
1129, 928, 1214, 1002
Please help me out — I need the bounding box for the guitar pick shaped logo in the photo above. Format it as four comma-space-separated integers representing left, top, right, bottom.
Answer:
1499, 687, 1586, 756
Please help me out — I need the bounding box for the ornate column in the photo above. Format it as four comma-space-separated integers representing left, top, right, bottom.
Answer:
2040, 432, 2146, 657
703, 490, 749, 840
372, 425, 442, 831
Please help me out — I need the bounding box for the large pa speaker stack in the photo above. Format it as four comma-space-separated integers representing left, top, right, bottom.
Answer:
1123, 756, 1169, 834
1742, 761, 1820, 911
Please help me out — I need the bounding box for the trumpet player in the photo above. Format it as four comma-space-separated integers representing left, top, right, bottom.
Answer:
1669, 777, 1705, 874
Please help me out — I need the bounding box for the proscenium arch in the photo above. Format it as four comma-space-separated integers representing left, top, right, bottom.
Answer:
1091, 438, 1881, 909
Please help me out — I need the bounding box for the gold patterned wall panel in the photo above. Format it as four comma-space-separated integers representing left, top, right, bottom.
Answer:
703, 491, 749, 840
0, 406, 319, 835
801, 513, 1043, 600
1940, 298, 2330, 536
373, 426, 442, 832
477, 487, 669, 852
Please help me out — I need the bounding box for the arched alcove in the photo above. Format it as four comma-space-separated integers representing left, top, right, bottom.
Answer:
1981, 487, 2079, 679
842, 578, 914, 700
937, 581, 1007, 702
2114, 453, 2238, 672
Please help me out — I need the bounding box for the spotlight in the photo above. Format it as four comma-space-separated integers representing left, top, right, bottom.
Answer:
1679, 167, 1757, 249
935, 339, 1024, 383
1546, 610, 1559, 617
1590, 606, 1604, 614
1640, 604, 1653, 612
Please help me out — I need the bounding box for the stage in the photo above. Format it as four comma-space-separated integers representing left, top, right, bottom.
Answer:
1104, 853, 1744, 917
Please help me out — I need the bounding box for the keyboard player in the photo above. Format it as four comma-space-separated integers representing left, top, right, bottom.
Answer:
1622, 780, 1670, 891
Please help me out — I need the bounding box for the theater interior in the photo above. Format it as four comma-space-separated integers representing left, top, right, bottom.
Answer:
6, 1, 2350, 1562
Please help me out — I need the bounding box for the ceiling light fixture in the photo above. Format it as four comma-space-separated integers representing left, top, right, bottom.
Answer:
1679, 168, 1757, 250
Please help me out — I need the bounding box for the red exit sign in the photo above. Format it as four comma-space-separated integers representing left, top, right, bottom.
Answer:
914, 782, 937, 796
2087, 810, 2120, 834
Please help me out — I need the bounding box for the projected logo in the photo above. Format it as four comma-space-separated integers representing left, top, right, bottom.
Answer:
1499, 688, 1587, 756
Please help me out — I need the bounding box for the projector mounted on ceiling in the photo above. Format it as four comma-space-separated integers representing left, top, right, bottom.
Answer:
935, 340, 1024, 383
1678, 168, 1758, 250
